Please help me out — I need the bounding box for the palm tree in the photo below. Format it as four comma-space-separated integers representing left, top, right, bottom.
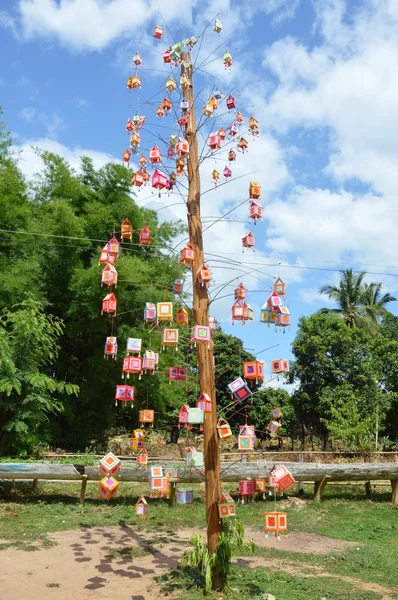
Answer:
319, 269, 396, 333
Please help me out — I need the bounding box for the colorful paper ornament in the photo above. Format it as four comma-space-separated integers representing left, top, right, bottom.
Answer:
104, 336, 118, 360
218, 492, 236, 518
144, 302, 157, 324
228, 377, 252, 402
217, 419, 233, 439
243, 361, 264, 382
135, 496, 148, 516
191, 325, 211, 347
188, 407, 204, 424
122, 356, 142, 379
99, 476, 119, 500
115, 384, 135, 406
196, 392, 212, 413
264, 512, 287, 539
176, 490, 193, 504
101, 293, 117, 316
271, 359, 289, 374
180, 242, 195, 265
121, 218, 133, 242
176, 306, 189, 325
99, 452, 121, 476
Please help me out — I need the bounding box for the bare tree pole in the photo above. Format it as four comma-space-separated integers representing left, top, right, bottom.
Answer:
181, 50, 223, 589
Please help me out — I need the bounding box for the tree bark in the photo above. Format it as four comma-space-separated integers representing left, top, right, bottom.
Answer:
181, 51, 223, 590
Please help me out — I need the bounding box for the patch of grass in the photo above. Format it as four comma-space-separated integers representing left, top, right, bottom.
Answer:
159, 565, 384, 600
105, 544, 155, 561
46, 583, 60, 588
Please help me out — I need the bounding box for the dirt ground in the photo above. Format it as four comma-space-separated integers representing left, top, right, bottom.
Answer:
0, 526, 397, 600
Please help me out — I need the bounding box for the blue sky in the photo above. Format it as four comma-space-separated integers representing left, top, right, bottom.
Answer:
1, 0, 398, 385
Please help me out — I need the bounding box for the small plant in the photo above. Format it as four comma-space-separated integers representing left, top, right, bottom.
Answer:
181, 519, 255, 593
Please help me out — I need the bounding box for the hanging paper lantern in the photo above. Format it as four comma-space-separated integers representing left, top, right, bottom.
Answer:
186, 449, 204, 468
271, 407, 283, 419
271, 359, 289, 374
127, 74, 141, 90
130, 132, 140, 150
197, 264, 212, 287
125, 118, 134, 132
180, 97, 189, 112
139, 154, 147, 167
218, 492, 235, 518
273, 277, 286, 296
209, 316, 217, 332
135, 448, 148, 465
132, 51, 142, 67
178, 114, 189, 127
236, 111, 244, 124
107, 236, 119, 259
180, 73, 188, 88
142, 354, 156, 374
176, 490, 193, 504
223, 166, 232, 180
180, 242, 195, 264
209, 96, 218, 110
101, 293, 117, 316
228, 377, 252, 402
242, 232, 255, 251
131, 170, 145, 188
121, 218, 133, 242
229, 123, 238, 137
244, 361, 264, 382
162, 329, 179, 350
228, 149, 236, 162
178, 404, 190, 428
139, 225, 151, 247
208, 131, 221, 150
223, 49, 232, 70
270, 465, 296, 491
231, 301, 253, 325
162, 97, 172, 112
156, 106, 165, 118
157, 302, 173, 323
115, 384, 135, 406
191, 325, 211, 347
135, 496, 148, 515
104, 336, 118, 360
176, 156, 185, 175
99, 245, 109, 265
196, 392, 212, 413
249, 200, 263, 223
249, 116, 259, 137
238, 434, 254, 451
226, 95, 236, 110
126, 338, 142, 355
238, 137, 248, 152
101, 263, 118, 288
188, 407, 204, 424
122, 356, 142, 379
240, 424, 256, 438
169, 366, 187, 381
99, 476, 119, 500
163, 49, 171, 63
264, 512, 288, 539
173, 279, 183, 295
175, 137, 189, 156
153, 25, 163, 39
150, 145, 161, 164
152, 168, 169, 196
99, 452, 121, 476
139, 409, 155, 427
176, 306, 189, 325
203, 102, 213, 116
239, 480, 255, 497
276, 306, 291, 329
217, 419, 232, 439
267, 290, 283, 310
166, 76, 177, 92
219, 127, 226, 141
214, 87, 222, 100
144, 302, 156, 324
213, 19, 222, 32
249, 181, 261, 199
212, 169, 220, 187
122, 149, 131, 165
234, 283, 247, 300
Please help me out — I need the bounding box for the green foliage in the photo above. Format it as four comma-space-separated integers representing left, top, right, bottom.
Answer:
181, 519, 254, 593
290, 313, 387, 449
319, 268, 396, 334
0, 295, 78, 454
248, 387, 297, 440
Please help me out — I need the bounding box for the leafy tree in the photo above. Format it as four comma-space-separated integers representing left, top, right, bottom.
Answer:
319, 268, 395, 334
0, 295, 78, 455
248, 387, 297, 443
290, 313, 385, 450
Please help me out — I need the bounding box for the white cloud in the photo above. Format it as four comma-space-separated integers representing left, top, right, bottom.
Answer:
0, 11, 17, 36
18, 107, 66, 139
15, 138, 117, 179
262, 0, 301, 24
13, 0, 200, 52
19, 107, 37, 122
